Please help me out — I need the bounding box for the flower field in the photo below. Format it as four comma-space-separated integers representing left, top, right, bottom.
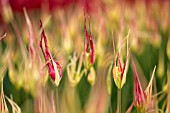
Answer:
0, 0, 170, 113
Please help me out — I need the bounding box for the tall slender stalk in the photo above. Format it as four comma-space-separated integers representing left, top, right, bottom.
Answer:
56, 87, 59, 113
117, 89, 121, 113
110, 97, 113, 113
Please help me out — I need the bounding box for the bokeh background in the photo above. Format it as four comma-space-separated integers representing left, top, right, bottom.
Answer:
0, 0, 170, 113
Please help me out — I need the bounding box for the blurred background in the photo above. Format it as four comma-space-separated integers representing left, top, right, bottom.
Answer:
0, 0, 170, 113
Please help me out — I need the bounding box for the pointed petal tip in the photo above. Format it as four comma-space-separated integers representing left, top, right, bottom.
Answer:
0, 33, 6, 41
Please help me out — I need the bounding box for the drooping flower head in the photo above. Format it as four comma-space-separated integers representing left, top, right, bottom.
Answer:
39, 20, 62, 86
84, 12, 95, 69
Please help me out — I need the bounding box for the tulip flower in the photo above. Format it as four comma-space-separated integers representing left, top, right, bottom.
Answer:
129, 59, 156, 113
83, 12, 96, 86
40, 20, 62, 86
132, 60, 146, 112
84, 12, 95, 69
67, 52, 86, 87
0, 81, 21, 113
112, 32, 130, 113
112, 33, 130, 89
0, 82, 8, 113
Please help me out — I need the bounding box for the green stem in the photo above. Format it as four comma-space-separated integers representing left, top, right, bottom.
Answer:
56, 87, 59, 113
117, 89, 121, 113
110, 97, 113, 113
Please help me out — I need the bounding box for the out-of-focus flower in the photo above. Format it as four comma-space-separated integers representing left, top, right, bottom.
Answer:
131, 59, 156, 113
23, 8, 35, 64
83, 12, 95, 70
0, 46, 8, 111
166, 66, 170, 113
34, 86, 57, 113
0, 80, 21, 113
107, 61, 113, 95
5, 10, 40, 95
157, 51, 165, 79
0, 33, 7, 81
87, 66, 96, 86
83, 12, 96, 86
167, 37, 170, 61
112, 34, 130, 89
5, 96, 21, 113
1, 0, 13, 23
40, 20, 62, 86
8, 54, 24, 89
67, 52, 86, 87
0, 82, 8, 113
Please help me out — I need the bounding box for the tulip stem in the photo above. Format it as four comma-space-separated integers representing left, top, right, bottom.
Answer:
110, 97, 113, 113
56, 87, 60, 113
117, 89, 121, 113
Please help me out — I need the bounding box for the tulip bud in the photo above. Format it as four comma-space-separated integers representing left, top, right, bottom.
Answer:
84, 12, 95, 70
112, 33, 130, 89
112, 53, 129, 89
131, 58, 156, 113
40, 20, 62, 86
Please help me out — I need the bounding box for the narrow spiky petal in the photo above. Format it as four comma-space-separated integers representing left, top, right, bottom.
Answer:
84, 12, 95, 65
89, 35, 95, 64
132, 59, 146, 108
23, 8, 35, 62
127, 60, 157, 112
144, 66, 156, 100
